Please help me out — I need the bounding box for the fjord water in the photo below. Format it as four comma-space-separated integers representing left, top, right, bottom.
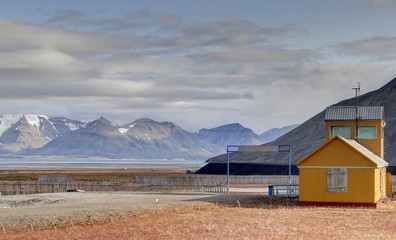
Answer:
0, 158, 205, 170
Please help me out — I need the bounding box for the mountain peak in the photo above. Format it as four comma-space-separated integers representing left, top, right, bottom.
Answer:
98, 116, 110, 122
134, 118, 157, 123
97, 116, 118, 125
197, 122, 261, 149
207, 123, 246, 132
259, 124, 299, 143
84, 117, 119, 131
224, 123, 243, 128
161, 121, 177, 128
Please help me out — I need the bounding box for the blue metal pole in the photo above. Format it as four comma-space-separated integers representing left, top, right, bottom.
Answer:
227, 151, 230, 195
288, 149, 292, 184
288, 149, 292, 197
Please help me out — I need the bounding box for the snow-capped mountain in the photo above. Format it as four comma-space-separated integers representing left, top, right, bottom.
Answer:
0, 114, 298, 159
122, 118, 223, 158
29, 117, 223, 159
0, 114, 85, 152
26, 117, 134, 157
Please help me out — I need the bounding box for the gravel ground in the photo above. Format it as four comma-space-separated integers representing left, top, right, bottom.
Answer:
0, 191, 234, 231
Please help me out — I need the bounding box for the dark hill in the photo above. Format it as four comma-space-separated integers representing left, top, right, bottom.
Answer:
199, 77, 396, 174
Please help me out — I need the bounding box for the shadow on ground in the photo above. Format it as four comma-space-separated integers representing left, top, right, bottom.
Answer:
183, 194, 298, 208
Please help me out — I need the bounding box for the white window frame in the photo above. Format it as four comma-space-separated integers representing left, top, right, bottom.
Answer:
330, 126, 351, 139
357, 126, 377, 139
327, 168, 347, 192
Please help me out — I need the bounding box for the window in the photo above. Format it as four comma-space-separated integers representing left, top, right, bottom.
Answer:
357, 126, 377, 139
330, 126, 350, 139
327, 168, 347, 192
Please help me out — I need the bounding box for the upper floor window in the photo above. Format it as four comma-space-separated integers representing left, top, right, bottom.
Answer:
330, 126, 350, 139
357, 126, 377, 139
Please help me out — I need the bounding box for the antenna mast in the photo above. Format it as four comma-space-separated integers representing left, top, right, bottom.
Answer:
352, 82, 361, 138
352, 82, 361, 109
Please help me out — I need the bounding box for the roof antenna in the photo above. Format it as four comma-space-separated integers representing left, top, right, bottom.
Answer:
352, 82, 361, 138
352, 82, 361, 109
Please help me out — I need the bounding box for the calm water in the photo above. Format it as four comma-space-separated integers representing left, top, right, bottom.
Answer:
0, 158, 206, 170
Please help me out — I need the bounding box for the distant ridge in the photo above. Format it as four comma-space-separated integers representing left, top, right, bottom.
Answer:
259, 124, 299, 143
0, 115, 297, 160
196, 123, 262, 149
203, 76, 396, 168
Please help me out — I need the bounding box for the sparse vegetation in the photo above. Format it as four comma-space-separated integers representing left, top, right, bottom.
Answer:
0, 169, 185, 182
2, 171, 396, 239
4, 197, 396, 240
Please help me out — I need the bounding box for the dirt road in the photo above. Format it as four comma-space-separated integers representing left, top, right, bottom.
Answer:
0, 192, 230, 231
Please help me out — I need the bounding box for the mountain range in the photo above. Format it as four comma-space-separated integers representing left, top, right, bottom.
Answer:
204, 76, 396, 168
0, 114, 297, 160
0, 115, 85, 153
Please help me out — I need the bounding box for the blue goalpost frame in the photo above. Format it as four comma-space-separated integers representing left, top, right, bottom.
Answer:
226, 144, 291, 195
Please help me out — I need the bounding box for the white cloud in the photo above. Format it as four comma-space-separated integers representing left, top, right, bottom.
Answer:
0, 12, 395, 133
336, 36, 396, 60
0, 18, 134, 54
191, 48, 310, 63
0, 48, 86, 73
369, 0, 395, 9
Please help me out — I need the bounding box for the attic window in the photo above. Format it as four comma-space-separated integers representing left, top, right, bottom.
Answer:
357, 126, 377, 139
330, 126, 350, 139
327, 168, 347, 192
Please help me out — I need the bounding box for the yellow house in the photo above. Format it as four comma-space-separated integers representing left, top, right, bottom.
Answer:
297, 106, 389, 207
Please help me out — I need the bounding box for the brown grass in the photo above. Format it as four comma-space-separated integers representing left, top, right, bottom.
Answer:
0, 169, 186, 182
4, 197, 396, 240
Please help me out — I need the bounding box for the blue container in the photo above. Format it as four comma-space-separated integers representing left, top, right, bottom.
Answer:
268, 185, 273, 196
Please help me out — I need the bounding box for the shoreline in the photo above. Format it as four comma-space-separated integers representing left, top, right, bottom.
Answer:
0, 154, 208, 161
0, 159, 206, 171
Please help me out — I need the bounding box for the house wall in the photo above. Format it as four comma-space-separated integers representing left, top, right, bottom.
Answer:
299, 168, 379, 203
298, 138, 376, 167
298, 137, 385, 204
325, 119, 384, 158
374, 168, 380, 201
376, 167, 387, 200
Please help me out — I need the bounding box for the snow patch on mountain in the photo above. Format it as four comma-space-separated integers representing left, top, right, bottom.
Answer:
24, 114, 41, 129
145, 133, 151, 141
51, 117, 85, 131
118, 128, 129, 135
65, 122, 79, 131
110, 121, 119, 127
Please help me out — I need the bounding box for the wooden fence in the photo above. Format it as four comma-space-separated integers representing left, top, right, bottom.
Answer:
0, 181, 226, 195
2, 175, 395, 196
133, 175, 300, 185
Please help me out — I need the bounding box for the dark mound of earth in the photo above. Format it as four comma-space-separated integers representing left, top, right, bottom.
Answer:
195, 163, 299, 175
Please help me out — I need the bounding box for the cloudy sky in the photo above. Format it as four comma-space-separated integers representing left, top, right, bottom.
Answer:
0, 0, 395, 133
